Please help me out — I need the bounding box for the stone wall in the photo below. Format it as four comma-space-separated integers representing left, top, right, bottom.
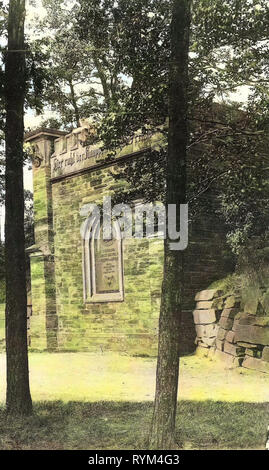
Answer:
194, 288, 269, 373
20, 125, 234, 355
52, 166, 163, 355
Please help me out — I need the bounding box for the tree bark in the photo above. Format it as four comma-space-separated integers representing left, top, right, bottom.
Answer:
4, 0, 32, 415
149, 0, 191, 450
93, 54, 111, 108
68, 79, 81, 128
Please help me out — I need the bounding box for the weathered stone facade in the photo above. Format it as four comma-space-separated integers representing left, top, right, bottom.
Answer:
194, 288, 269, 373
23, 123, 233, 355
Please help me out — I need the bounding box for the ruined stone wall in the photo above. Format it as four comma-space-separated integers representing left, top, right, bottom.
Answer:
194, 288, 269, 373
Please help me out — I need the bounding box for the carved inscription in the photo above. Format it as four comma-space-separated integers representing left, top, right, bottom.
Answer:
95, 238, 120, 294
51, 147, 103, 178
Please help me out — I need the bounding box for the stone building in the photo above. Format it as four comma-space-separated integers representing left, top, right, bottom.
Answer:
24, 123, 233, 355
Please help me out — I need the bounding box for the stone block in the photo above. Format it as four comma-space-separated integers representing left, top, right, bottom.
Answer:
219, 316, 234, 330
217, 327, 227, 341
195, 300, 214, 310
232, 319, 240, 331
234, 312, 249, 322
262, 346, 269, 362
195, 289, 223, 301
242, 357, 269, 374
245, 348, 255, 357
226, 330, 235, 344
215, 349, 243, 368
246, 348, 261, 358
193, 309, 216, 325
202, 336, 216, 347
221, 308, 239, 319
236, 314, 269, 328
237, 314, 256, 326
224, 341, 245, 356
237, 342, 259, 349
195, 323, 218, 338
216, 339, 224, 351
234, 324, 269, 346
241, 285, 265, 316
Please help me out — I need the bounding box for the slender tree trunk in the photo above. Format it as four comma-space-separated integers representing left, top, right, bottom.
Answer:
4, 0, 32, 415
68, 80, 81, 128
93, 54, 111, 108
149, 0, 191, 450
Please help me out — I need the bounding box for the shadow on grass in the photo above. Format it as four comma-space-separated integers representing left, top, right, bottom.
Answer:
0, 400, 267, 450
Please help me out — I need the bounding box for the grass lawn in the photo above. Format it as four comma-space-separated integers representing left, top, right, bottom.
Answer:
0, 352, 268, 449
0, 401, 268, 450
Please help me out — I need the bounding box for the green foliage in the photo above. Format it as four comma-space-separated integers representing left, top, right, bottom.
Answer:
88, 0, 268, 255
76, 0, 170, 146
1, 0, 266, 256
209, 274, 241, 295
58, 0, 269, 259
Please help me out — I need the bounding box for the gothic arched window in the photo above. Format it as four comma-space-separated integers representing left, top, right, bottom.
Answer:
82, 217, 124, 303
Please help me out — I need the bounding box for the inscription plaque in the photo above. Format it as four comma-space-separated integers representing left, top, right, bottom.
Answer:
95, 237, 120, 294
83, 220, 124, 303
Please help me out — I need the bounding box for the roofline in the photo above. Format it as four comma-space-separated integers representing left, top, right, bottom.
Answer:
24, 128, 68, 142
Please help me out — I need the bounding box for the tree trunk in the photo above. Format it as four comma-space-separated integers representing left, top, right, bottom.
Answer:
69, 80, 81, 128
149, 0, 191, 450
93, 54, 111, 108
4, 0, 32, 415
